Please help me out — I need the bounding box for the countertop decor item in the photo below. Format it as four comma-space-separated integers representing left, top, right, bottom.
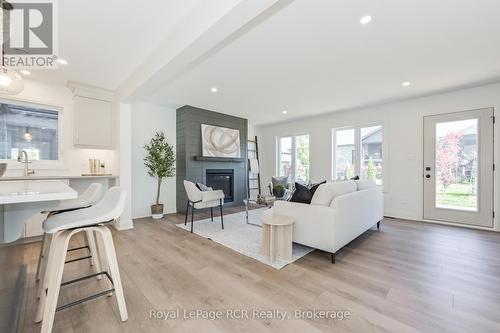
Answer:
144, 131, 175, 219
0, 163, 6, 177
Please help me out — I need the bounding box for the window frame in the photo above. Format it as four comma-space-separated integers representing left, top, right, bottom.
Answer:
332, 122, 386, 186
0, 97, 64, 169
276, 133, 310, 183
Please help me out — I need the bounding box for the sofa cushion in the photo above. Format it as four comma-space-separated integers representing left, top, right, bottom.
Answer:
311, 181, 357, 206
289, 181, 325, 204
355, 179, 378, 190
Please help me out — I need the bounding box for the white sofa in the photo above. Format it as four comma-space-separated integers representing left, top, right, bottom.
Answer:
266, 180, 383, 263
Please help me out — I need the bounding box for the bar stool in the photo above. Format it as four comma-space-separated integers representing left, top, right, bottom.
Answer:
36, 183, 103, 287
36, 186, 128, 333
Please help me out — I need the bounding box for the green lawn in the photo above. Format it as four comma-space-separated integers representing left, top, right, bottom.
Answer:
436, 183, 477, 209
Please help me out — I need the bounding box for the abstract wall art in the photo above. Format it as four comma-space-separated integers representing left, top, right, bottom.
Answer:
201, 124, 241, 158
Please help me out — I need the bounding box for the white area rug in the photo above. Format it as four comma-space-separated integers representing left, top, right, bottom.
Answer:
176, 208, 314, 269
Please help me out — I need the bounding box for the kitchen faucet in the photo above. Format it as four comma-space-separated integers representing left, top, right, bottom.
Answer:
17, 150, 35, 177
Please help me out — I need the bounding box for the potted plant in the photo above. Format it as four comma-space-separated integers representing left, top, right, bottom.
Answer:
273, 184, 286, 198
144, 131, 175, 219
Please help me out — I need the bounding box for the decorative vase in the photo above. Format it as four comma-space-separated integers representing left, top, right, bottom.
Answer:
151, 204, 164, 219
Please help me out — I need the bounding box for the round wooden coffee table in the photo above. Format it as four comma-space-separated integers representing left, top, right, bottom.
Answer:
261, 213, 294, 263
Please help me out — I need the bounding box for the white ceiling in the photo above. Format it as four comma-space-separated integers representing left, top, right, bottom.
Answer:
27, 0, 204, 90
141, 0, 500, 125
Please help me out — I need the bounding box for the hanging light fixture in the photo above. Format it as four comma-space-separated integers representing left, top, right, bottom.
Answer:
0, 1, 24, 95
24, 126, 32, 142
0, 67, 23, 94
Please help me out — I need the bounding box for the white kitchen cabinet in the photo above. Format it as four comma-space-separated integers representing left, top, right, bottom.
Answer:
74, 95, 113, 148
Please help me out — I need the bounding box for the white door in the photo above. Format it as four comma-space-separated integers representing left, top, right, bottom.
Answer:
423, 108, 494, 227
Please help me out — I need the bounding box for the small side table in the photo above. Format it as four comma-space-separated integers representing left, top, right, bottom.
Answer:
261, 213, 295, 263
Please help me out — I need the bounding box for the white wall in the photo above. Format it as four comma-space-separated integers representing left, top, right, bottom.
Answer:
131, 102, 176, 218
116, 102, 134, 229
257, 82, 500, 231
1, 79, 118, 176
248, 120, 257, 141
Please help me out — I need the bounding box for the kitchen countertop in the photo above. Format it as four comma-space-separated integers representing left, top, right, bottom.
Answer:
0, 175, 118, 181
0, 180, 78, 205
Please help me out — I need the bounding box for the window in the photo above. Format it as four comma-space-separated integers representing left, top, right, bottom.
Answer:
0, 102, 59, 161
278, 136, 292, 179
333, 125, 383, 184
278, 134, 310, 182
334, 128, 355, 180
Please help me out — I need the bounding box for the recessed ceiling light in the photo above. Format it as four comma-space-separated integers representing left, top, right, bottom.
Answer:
56, 58, 68, 65
282, 110, 288, 114
402, 81, 411, 87
360, 15, 372, 25
211, 87, 218, 93
20, 70, 31, 75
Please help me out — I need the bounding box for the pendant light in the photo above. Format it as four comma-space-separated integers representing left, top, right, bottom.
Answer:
24, 126, 32, 142
0, 66, 23, 94
0, 1, 24, 95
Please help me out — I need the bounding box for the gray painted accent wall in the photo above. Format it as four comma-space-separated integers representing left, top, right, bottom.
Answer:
176, 105, 248, 213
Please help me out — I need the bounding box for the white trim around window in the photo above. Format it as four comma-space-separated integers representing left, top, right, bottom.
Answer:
0, 97, 64, 170
332, 122, 388, 189
276, 133, 310, 183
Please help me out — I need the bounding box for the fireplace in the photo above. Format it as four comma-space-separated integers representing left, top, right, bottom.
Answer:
205, 169, 234, 203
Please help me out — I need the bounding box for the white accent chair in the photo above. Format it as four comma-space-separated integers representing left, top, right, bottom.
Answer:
36, 187, 128, 333
268, 180, 384, 263
183, 180, 225, 233
36, 183, 103, 283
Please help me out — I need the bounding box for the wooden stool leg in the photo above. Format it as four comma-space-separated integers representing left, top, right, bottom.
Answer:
36, 232, 58, 322
35, 233, 47, 281
86, 230, 102, 280
35, 232, 61, 322
94, 228, 113, 296
36, 233, 53, 301
40, 231, 72, 333
99, 227, 128, 321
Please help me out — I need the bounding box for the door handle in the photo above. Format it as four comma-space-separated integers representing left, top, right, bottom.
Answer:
425, 174, 431, 179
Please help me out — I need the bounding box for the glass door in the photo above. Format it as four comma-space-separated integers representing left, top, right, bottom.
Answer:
423, 108, 494, 227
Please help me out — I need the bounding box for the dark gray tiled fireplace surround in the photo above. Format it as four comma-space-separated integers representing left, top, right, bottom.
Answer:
176, 105, 248, 213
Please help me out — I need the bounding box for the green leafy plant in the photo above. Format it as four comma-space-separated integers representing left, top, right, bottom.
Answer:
273, 184, 286, 197
366, 158, 377, 180
144, 131, 175, 205
344, 164, 353, 179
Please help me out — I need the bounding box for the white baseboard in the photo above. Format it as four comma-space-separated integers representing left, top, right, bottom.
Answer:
384, 212, 498, 232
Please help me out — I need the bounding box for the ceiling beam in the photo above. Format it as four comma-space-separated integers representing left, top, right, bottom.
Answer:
116, 0, 291, 102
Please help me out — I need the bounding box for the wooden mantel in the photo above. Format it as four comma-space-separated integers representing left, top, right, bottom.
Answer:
194, 156, 246, 163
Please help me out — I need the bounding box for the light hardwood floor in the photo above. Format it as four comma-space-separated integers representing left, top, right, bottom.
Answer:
8, 205, 500, 333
